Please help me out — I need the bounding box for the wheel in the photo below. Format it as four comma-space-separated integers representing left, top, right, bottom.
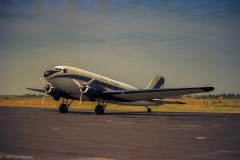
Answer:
59, 104, 68, 113
94, 105, 105, 114
147, 108, 152, 113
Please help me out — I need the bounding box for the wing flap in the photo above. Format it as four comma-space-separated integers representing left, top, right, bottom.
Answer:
103, 87, 214, 102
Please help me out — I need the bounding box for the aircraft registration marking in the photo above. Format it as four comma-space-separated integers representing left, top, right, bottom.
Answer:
100, 77, 120, 86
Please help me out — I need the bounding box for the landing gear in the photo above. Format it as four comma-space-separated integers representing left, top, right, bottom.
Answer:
94, 105, 105, 114
59, 104, 68, 113
94, 99, 109, 114
145, 106, 152, 113
59, 98, 74, 113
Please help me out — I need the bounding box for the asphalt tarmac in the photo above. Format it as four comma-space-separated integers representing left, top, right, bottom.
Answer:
0, 106, 240, 160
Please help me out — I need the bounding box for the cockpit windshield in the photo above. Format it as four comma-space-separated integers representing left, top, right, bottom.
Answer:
53, 67, 67, 73
44, 66, 67, 77
54, 68, 63, 71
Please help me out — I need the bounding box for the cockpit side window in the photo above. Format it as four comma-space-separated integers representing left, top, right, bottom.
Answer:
63, 69, 67, 73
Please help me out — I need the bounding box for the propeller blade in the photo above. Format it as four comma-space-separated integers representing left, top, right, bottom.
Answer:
73, 79, 82, 105
42, 94, 46, 104
85, 78, 94, 86
73, 79, 81, 87
40, 78, 46, 86
79, 91, 82, 105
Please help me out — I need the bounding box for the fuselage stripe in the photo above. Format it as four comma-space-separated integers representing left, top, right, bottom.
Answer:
50, 74, 125, 90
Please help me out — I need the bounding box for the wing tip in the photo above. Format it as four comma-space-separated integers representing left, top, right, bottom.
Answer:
203, 87, 214, 92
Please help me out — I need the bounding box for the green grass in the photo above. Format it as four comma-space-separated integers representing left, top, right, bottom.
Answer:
0, 96, 240, 113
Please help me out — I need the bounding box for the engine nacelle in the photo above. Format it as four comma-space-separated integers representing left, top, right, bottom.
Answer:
47, 87, 66, 101
83, 87, 97, 102
85, 85, 111, 101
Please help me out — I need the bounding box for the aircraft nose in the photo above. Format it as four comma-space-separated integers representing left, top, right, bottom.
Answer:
44, 70, 56, 77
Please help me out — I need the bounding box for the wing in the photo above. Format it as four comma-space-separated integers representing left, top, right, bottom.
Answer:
103, 87, 214, 102
26, 88, 46, 93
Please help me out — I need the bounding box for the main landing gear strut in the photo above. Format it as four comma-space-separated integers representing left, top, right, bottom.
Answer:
145, 106, 152, 113
94, 99, 109, 114
59, 98, 74, 113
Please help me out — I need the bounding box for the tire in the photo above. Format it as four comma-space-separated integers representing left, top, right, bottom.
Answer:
59, 104, 68, 113
94, 105, 104, 114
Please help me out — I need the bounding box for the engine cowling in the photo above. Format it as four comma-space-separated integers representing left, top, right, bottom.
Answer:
82, 85, 109, 102
82, 87, 97, 102
46, 87, 66, 101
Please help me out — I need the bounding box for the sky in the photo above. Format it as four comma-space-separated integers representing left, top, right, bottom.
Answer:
0, 0, 240, 95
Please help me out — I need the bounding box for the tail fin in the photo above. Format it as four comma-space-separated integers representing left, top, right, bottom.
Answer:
146, 75, 164, 89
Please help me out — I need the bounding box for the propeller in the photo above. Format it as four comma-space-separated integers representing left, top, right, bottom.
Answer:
40, 78, 52, 104
73, 78, 94, 105
42, 93, 46, 105
40, 78, 46, 85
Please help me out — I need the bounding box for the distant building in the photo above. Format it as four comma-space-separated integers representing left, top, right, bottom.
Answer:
219, 96, 223, 99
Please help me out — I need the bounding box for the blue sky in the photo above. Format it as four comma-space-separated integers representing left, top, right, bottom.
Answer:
0, 0, 240, 95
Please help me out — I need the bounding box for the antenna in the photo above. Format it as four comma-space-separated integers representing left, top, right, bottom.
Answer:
63, 63, 69, 66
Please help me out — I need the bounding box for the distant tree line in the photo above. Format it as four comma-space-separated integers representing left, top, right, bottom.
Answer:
0, 94, 43, 100
21, 94, 43, 98
194, 94, 240, 99
169, 94, 240, 99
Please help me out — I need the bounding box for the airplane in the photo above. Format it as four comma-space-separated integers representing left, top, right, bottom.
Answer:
26, 65, 214, 114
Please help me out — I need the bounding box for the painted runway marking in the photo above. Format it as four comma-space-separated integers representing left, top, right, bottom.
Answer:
196, 137, 206, 140
52, 127, 60, 130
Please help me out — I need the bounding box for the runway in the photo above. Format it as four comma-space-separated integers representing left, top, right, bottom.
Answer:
0, 106, 240, 160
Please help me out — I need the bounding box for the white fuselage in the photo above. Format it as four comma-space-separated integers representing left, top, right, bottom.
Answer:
44, 66, 139, 102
